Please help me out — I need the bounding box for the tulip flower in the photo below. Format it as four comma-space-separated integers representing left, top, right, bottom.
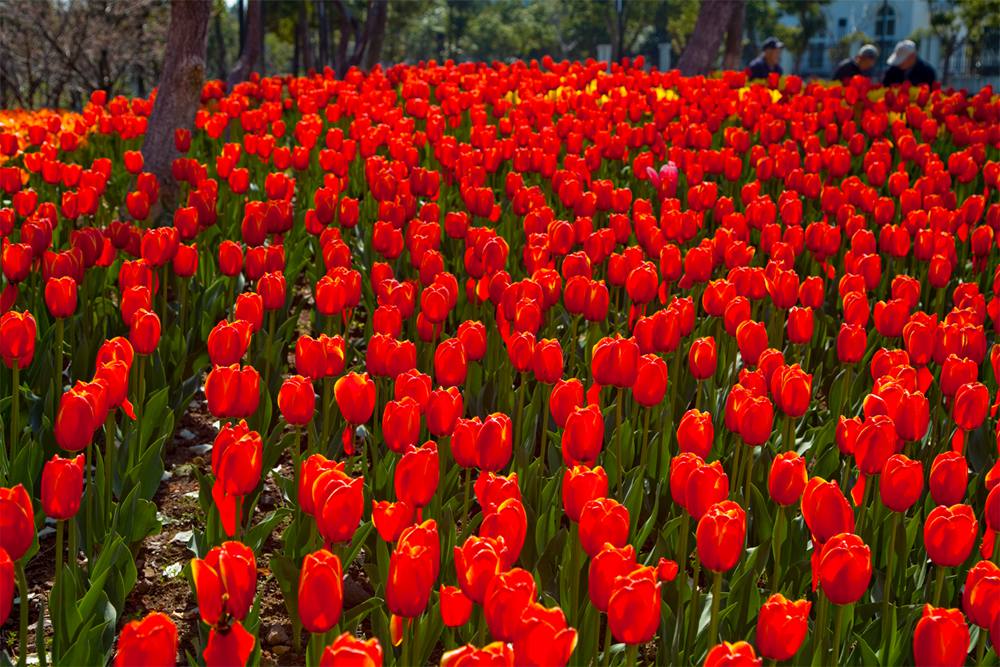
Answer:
578, 497, 629, 557
426, 386, 463, 437
205, 364, 261, 419
562, 403, 604, 466
278, 375, 316, 426
697, 500, 747, 573
817, 532, 872, 606
962, 561, 1000, 630
0, 484, 34, 561
203, 621, 256, 667
677, 409, 713, 459
298, 549, 343, 633
440, 585, 473, 627
925, 504, 978, 572
382, 397, 421, 454
319, 632, 383, 667
756, 594, 811, 662
395, 441, 439, 508
483, 567, 537, 641
801, 477, 854, 544
191, 541, 257, 626
113, 611, 178, 667
879, 454, 923, 513
453, 535, 505, 604
0, 548, 12, 626
704, 641, 762, 667
607, 565, 660, 645
441, 642, 514, 667
912, 605, 969, 667
41, 454, 84, 520
688, 336, 717, 381
562, 465, 609, 523
387, 520, 440, 617
434, 337, 468, 387
768, 452, 807, 506
929, 452, 968, 506
44, 276, 77, 318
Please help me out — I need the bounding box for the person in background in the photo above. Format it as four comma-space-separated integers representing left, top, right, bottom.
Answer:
747, 37, 784, 79
883, 39, 936, 86
833, 44, 879, 81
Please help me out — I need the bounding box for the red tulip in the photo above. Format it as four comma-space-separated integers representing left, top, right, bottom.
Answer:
454, 535, 505, 604
395, 441, 439, 508
203, 621, 255, 667
478, 412, 513, 472
801, 477, 854, 544
484, 567, 537, 641
426, 386, 463, 437
335, 372, 376, 424
113, 612, 178, 667
578, 498, 629, 557
755, 594, 811, 662
383, 397, 421, 454
562, 465, 609, 523
0, 485, 34, 561
387, 520, 440, 617
632, 353, 668, 407
0, 548, 12, 625
689, 336, 718, 380
913, 605, 969, 667
704, 641, 762, 667
929, 452, 968, 506
924, 504, 978, 567
44, 276, 77, 318
962, 560, 1000, 629
817, 532, 872, 605
441, 642, 514, 667
298, 549, 343, 633
770, 364, 812, 418
953, 382, 988, 431
319, 633, 383, 667
512, 601, 578, 667
879, 454, 923, 512
697, 500, 747, 572
434, 337, 468, 387
207, 320, 252, 367
607, 565, 660, 644
440, 585, 473, 627
191, 541, 257, 626
0, 310, 36, 369
768, 452, 807, 506
677, 409, 714, 459
205, 364, 260, 419
41, 454, 84, 520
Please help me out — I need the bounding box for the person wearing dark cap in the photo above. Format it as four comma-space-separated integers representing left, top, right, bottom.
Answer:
747, 37, 784, 79
833, 44, 879, 81
882, 39, 936, 86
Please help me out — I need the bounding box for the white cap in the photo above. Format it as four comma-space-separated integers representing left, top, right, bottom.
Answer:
887, 40, 916, 66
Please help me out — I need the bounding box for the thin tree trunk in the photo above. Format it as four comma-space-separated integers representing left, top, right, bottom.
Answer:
316, 0, 330, 68
299, 0, 314, 72
722, 0, 745, 70
676, 0, 740, 75
140, 0, 210, 218
213, 9, 227, 80
236, 0, 245, 53
227, 0, 262, 87
361, 0, 387, 70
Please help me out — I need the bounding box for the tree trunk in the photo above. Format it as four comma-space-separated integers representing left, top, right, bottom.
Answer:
676, 0, 740, 75
316, 0, 330, 68
299, 0, 314, 72
140, 0, 210, 218
721, 0, 745, 70
236, 0, 245, 53
227, 0, 262, 87
360, 0, 387, 70
212, 9, 227, 80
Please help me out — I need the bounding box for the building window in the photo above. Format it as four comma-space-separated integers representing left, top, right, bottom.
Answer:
838, 17, 848, 38
875, 5, 896, 38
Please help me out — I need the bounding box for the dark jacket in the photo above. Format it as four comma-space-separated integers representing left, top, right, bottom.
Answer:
833, 58, 868, 81
747, 56, 782, 79
883, 59, 936, 86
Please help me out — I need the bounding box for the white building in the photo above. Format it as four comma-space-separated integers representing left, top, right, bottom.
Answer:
779, 0, 999, 90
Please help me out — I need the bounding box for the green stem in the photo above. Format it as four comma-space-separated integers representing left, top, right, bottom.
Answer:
105, 413, 116, 518
600, 619, 614, 667
931, 565, 946, 607
673, 513, 690, 662
772, 507, 784, 594
814, 591, 828, 661
54, 521, 63, 586
10, 363, 19, 464
685, 556, 702, 656
53, 317, 64, 418
708, 570, 723, 647
832, 604, 846, 665
67, 517, 77, 576
784, 415, 794, 452
639, 407, 651, 477
459, 467, 472, 540
975, 630, 986, 665
84, 443, 92, 560
15, 560, 28, 667
881, 512, 899, 655
625, 643, 638, 667
615, 386, 624, 493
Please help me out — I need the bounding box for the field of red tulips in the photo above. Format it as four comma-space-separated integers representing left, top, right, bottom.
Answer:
1, 60, 999, 667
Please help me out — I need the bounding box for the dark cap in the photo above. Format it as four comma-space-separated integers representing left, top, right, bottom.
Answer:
762, 37, 784, 50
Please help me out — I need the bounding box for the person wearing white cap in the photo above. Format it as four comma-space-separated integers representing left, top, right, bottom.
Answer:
882, 39, 936, 86
833, 44, 879, 81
